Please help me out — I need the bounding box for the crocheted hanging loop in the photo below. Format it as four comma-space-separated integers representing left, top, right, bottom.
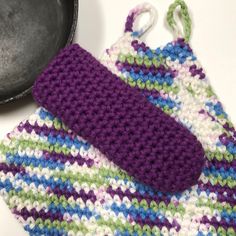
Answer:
167, 0, 192, 42
124, 3, 157, 38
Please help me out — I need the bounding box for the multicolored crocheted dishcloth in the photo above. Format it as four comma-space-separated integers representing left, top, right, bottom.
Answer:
0, 1, 235, 235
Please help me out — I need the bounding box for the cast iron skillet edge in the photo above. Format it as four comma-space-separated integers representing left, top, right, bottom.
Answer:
0, 0, 78, 105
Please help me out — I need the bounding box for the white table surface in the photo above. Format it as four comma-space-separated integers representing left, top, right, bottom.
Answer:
0, 0, 236, 235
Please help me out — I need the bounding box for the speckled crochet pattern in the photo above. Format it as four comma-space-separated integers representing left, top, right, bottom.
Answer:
0, 1, 236, 235
32, 44, 204, 193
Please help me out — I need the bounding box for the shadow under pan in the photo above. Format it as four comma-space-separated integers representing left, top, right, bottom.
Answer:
0, 0, 78, 104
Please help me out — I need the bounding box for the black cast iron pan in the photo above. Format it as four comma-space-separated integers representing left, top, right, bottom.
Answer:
0, 0, 78, 104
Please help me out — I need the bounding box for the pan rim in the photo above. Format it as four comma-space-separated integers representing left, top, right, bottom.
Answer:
0, 0, 79, 105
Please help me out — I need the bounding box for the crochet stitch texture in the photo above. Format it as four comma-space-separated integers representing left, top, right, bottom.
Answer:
0, 1, 236, 235
32, 44, 205, 193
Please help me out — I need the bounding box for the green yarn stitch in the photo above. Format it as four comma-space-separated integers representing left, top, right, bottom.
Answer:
34, 218, 88, 234
10, 138, 72, 155
97, 218, 161, 236
205, 150, 235, 162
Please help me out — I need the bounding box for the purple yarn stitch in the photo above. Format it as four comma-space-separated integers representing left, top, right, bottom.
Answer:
33, 44, 205, 193
125, 12, 135, 33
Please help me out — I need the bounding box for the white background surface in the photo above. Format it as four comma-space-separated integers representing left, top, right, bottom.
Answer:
0, 0, 236, 235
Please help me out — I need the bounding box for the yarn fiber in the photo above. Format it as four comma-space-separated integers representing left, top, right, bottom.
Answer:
0, 1, 236, 235
33, 44, 204, 193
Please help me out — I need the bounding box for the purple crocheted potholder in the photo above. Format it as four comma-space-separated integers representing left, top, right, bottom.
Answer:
33, 44, 205, 193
